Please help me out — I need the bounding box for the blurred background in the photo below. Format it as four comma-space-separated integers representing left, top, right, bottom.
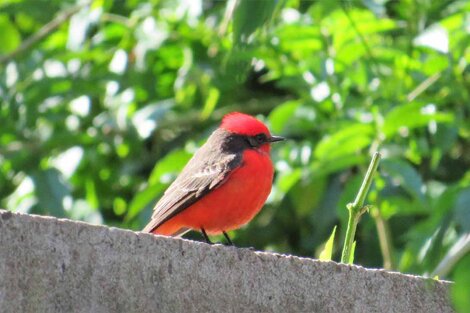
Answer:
0, 0, 469, 308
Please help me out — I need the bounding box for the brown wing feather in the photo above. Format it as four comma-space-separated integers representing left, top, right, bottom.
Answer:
142, 129, 243, 233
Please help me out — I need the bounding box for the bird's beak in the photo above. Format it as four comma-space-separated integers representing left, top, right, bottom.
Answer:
268, 135, 286, 143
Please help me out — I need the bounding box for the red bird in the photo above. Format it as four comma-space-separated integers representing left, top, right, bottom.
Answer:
142, 112, 284, 243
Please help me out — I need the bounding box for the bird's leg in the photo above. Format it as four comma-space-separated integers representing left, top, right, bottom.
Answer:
201, 228, 213, 244
223, 231, 233, 246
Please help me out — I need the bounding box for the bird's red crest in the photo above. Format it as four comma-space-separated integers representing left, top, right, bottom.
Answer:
221, 112, 270, 136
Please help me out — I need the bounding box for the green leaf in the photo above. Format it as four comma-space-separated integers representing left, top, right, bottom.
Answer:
0, 14, 21, 53
276, 168, 302, 195
268, 100, 300, 134
91, 0, 104, 10
227, 0, 279, 81
381, 159, 426, 204
233, 0, 277, 45
452, 254, 470, 313
31, 168, 70, 218
223, 46, 254, 83
454, 188, 470, 231
379, 196, 426, 219
277, 25, 323, 54
290, 177, 327, 216
126, 184, 165, 222
314, 124, 374, 161
319, 226, 337, 261
311, 154, 369, 178
85, 178, 99, 209
148, 149, 192, 185
269, 101, 317, 135
201, 87, 220, 120
382, 102, 453, 138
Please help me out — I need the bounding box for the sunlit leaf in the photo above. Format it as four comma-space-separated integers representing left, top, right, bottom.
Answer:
319, 226, 337, 261
0, 14, 21, 53
277, 25, 323, 54
314, 124, 374, 161
382, 102, 453, 138
275, 168, 302, 196
452, 254, 470, 313
148, 149, 192, 185
311, 154, 369, 178
269, 100, 300, 134
201, 87, 220, 120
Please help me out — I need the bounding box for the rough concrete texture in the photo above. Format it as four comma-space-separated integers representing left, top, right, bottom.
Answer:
0, 210, 453, 313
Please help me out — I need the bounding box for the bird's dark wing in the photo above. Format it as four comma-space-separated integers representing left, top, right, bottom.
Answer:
142, 129, 244, 234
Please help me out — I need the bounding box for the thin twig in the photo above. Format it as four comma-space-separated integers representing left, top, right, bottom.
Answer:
218, 0, 238, 37
431, 233, 470, 278
0, 4, 86, 65
371, 207, 395, 270
352, 152, 381, 209
406, 72, 441, 102
101, 13, 132, 27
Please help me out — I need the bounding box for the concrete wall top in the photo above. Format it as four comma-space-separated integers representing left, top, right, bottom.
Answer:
0, 210, 453, 313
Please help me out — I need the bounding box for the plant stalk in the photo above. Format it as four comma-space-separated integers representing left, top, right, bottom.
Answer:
371, 207, 395, 270
341, 152, 381, 264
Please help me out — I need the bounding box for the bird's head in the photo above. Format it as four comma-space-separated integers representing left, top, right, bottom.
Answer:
221, 112, 285, 153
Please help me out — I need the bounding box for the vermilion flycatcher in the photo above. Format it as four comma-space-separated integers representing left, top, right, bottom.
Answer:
143, 112, 284, 243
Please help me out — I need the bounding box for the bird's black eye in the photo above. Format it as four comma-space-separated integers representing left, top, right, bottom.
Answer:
246, 133, 267, 148
255, 133, 266, 143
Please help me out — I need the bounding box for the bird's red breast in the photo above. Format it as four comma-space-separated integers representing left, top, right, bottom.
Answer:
154, 148, 273, 235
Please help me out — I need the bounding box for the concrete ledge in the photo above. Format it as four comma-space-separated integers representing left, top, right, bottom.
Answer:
0, 210, 453, 312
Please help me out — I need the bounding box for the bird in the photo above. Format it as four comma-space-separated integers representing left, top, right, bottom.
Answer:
142, 112, 284, 244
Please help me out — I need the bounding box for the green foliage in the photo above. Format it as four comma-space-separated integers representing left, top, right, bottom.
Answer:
1, 0, 469, 296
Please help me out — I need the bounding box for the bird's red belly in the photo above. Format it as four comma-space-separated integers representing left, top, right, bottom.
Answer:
155, 150, 274, 235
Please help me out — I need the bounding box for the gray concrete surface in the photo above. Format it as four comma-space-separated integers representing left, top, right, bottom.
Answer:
0, 210, 453, 313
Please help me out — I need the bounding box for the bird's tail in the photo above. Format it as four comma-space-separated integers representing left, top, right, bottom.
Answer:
143, 220, 190, 237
